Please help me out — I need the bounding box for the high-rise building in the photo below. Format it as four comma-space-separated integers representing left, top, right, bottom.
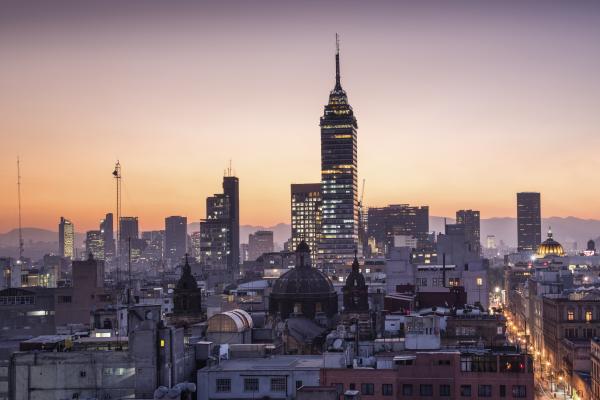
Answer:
58, 217, 74, 260
100, 213, 114, 261
165, 216, 187, 264
120, 217, 139, 241
85, 230, 105, 260
486, 235, 497, 249
367, 205, 429, 255
200, 175, 239, 277
517, 192, 541, 252
291, 183, 322, 255
456, 209, 481, 254
190, 232, 202, 260
247, 230, 274, 261
318, 37, 359, 270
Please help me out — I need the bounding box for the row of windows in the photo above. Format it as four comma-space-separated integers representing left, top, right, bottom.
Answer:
0, 295, 35, 305
335, 383, 527, 398
216, 377, 288, 393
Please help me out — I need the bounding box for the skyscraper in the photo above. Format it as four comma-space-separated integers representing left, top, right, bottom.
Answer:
291, 183, 322, 255
517, 192, 541, 252
100, 213, 114, 261
119, 216, 140, 260
367, 204, 429, 255
200, 175, 239, 278
85, 230, 105, 260
456, 209, 481, 254
58, 217, 74, 260
165, 216, 187, 264
248, 230, 274, 261
318, 36, 358, 271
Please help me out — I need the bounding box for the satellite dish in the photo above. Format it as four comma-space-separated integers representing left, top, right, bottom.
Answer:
333, 338, 343, 349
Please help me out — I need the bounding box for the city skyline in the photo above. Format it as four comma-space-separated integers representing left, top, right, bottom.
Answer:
2, 1, 600, 232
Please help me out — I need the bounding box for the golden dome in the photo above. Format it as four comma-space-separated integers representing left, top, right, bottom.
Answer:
536, 228, 565, 258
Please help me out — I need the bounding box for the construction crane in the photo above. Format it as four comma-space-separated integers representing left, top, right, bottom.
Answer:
113, 161, 122, 286
17, 157, 24, 261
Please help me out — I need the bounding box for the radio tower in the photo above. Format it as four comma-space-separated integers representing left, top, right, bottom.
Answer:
17, 157, 24, 261
112, 161, 122, 286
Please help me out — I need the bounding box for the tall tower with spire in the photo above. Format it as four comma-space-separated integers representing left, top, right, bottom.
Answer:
318, 34, 359, 272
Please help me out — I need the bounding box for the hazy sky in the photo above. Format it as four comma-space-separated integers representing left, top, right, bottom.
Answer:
1, 0, 599, 232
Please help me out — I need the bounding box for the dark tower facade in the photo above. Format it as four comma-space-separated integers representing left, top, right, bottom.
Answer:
173, 255, 202, 315
517, 192, 541, 252
223, 176, 240, 277
165, 216, 187, 264
342, 252, 369, 313
318, 36, 358, 271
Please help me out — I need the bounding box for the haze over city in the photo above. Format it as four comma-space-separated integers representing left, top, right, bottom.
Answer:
2, 0, 600, 232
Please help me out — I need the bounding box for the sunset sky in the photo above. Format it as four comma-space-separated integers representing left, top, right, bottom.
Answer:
1, 0, 599, 233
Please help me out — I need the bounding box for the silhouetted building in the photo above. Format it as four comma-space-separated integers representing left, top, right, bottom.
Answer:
318, 38, 358, 271
200, 175, 240, 278
367, 205, 429, 255
342, 253, 369, 313
85, 230, 104, 260
58, 217, 74, 260
120, 217, 139, 241
165, 216, 187, 264
100, 213, 115, 261
270, 242, 338, 321
517, 192, 541, 252
247, 230, 274, 261
456, 209, 481, 254
173, 256, 202, 315
291, 183, 322, 258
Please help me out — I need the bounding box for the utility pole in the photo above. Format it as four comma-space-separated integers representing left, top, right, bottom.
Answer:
16, 157, 24, 261
113, 161, 122, 287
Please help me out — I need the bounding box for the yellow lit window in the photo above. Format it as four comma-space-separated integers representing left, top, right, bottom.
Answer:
567, 311, 574, 321
160, 339, 165, 347
586, 311, 593, 322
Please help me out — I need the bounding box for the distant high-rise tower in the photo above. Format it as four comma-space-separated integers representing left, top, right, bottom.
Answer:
165, 216, 187, 264
456, 209, 481, 255
291, 183, 322, 256
248, 230, 274, 261
200, 175, 239, 278
318, 35, 358, 271
367, 204, 429, 255
85, 230, 105, 260
100, 213, 114, 261
119, 216, 139, 259
58, 217, 74, 260
517, 192, 541, 252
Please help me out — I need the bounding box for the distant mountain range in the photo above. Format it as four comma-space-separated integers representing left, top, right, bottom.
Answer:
1, 217, 599, 259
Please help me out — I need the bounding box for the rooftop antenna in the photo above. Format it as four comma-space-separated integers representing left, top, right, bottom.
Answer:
335, 33, 341, 89
16, 157, 24, 261
113, 161, 122, 287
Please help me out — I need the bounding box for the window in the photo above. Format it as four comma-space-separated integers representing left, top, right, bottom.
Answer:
57, 295, 72, 304
586, 311, 593, 322
333, 383, 344, 396
449, 278, 461, 287
476, 277, 483, 286
296, 381, 304, 389
420, 384, 433, 396
500, 385, 506, 397
478, 385, 492, 397
460, 385, 471, 397
438, 359, 451, 366
79, 371, 86, 378
460, 356, 473, 372
439, 384, 451, 396
216, 379, 231, 393
512, 385, 526, 398
271, 377, 286, 393
568, 310, 574, 321
382, 384, 393, 396
402, 384, 413, 396
416, 278, 428, 287
244, 378, 259, 392
361, 383, 374, 395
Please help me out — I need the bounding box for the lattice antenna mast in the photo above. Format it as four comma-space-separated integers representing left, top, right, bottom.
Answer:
17, 157, 24, 261
113, 161, 122, 286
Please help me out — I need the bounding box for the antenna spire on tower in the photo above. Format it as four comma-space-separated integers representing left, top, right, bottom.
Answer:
335, 33, 341, 90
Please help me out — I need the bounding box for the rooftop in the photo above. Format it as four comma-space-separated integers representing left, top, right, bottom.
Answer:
200, 355, 324, 372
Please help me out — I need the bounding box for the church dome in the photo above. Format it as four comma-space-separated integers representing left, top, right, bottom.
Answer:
271, 242, 334, 296
536, 228, 565, 258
